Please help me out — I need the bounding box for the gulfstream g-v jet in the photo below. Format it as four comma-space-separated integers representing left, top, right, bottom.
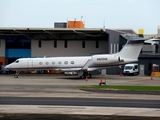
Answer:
5, 37, 147, 78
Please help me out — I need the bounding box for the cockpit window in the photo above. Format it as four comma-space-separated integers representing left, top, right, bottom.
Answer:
15, 60, 19, 63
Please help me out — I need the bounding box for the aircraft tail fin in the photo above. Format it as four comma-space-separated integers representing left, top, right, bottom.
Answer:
114, 37, 147, 60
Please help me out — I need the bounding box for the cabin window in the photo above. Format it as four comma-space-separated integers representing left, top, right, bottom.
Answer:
46, 62, 49, 65
58, 61, 62, 64
39, 62, 43, 65
71, 61, 75, 64
52, 62, 55, 65
64, 61, 68, 65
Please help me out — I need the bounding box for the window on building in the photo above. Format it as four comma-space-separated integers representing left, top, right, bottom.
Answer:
6, 41, 31, 49
64, 41, 67, 48
96, 41, 99, 48
148, 63, 152, 71
54, 41, 57, 48
39, 40, 41, 48
82, 41, 85, 48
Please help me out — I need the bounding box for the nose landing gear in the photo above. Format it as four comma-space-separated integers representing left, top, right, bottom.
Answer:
14, 71, 20, 78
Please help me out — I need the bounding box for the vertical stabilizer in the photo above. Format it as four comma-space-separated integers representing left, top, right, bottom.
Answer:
114, 37, 147, 59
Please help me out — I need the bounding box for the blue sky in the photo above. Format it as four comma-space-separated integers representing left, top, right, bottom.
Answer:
0, 0, 159, 34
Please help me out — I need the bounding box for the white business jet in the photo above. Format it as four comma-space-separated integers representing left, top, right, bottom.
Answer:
5, 37, 147, 78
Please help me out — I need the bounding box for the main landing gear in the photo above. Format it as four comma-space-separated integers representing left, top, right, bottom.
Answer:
80, 72, 92, 79
14, 71, 20, 78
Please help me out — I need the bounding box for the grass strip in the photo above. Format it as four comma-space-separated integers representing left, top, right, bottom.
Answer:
78, 85, 160, 91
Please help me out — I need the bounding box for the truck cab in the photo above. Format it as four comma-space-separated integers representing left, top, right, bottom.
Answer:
123, 63, 139, 76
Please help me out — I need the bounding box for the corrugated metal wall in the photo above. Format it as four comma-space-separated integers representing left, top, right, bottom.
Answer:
31, 40, 108, 57
138, 56, 160, 75
106, 29, 122, 54
0, 39, 5, 57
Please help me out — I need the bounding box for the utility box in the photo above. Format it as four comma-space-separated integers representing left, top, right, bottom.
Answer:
54, 22, 67, 28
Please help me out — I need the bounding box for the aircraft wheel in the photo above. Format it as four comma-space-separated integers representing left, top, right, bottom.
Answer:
80, 75, 85, 79
14, 75, 18, 78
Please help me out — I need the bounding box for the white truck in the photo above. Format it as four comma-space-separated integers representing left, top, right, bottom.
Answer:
123, 63, 139, 76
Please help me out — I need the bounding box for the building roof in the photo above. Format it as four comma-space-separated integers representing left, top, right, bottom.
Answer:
0, 27, 109, 40
113, 29, 137, 34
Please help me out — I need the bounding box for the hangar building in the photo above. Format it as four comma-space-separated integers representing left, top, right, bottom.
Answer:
0, 21, 160, 75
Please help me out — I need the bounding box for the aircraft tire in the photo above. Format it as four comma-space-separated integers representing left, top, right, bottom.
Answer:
14, 75, 18, 78
80, 75, 84, 79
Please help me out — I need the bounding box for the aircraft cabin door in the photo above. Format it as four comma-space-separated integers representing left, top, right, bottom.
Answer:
27, 60, 33, 68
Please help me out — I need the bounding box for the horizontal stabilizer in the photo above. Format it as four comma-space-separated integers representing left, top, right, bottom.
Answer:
145, 38, 160, 45
128, 37, 148, 43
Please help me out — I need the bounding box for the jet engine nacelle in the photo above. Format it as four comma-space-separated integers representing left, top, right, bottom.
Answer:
92, 55, 120, 65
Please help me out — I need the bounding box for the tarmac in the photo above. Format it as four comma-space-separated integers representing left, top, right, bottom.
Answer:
0, 74, 160, 119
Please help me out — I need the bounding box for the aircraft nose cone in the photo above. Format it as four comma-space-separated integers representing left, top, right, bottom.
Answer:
4, 65, 10, 69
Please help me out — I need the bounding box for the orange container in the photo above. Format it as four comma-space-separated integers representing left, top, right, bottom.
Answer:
0, 58, 6, 65
68, 21, 84, 28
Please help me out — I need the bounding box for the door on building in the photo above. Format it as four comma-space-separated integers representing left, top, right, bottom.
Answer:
139, 65, 144, 75
27, 60, 33, 68
101, 69, 106, 75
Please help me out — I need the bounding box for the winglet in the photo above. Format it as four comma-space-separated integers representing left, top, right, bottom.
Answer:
82, 59, 90, 70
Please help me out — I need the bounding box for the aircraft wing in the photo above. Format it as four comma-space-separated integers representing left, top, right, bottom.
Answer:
81, 59, 90, 70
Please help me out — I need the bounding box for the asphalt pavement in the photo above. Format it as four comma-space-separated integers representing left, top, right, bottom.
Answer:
0, 74, 160, 119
